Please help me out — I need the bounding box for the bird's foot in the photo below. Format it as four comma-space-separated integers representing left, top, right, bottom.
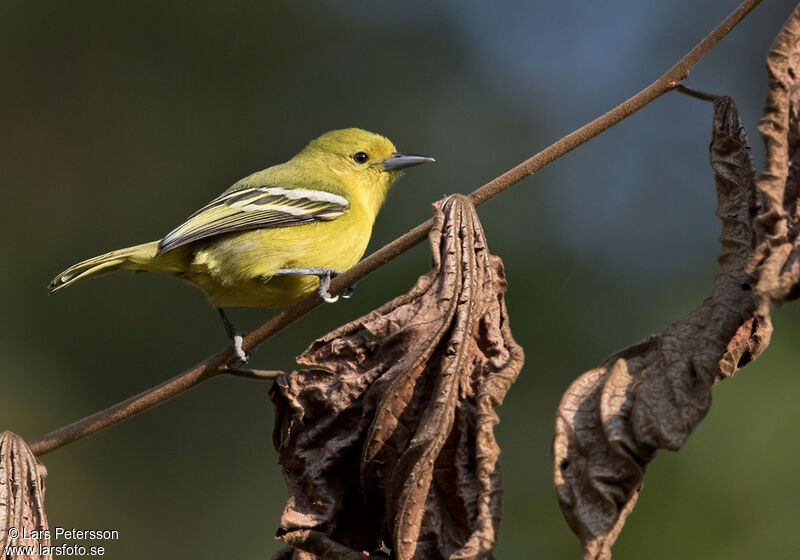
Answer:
273, 267, 354, 303
218, 308, 250, 364
316, 270, 339, 303
231, 332, 249, 365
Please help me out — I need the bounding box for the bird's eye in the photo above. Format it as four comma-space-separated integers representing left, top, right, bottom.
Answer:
353, 152, 369, 164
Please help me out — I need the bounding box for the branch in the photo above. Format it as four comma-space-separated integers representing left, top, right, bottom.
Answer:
26, 0, 763, 457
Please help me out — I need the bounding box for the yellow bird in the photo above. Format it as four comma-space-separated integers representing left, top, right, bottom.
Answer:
49, 128, 434, 360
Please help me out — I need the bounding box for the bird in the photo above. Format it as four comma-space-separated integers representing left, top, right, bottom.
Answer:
49, 128, 435, 361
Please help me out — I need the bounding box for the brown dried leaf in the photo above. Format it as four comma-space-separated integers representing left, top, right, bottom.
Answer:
0, 431, 51, 559
271, 194, 523, 560
554, 97, 772, 560
749, 4, 800, 307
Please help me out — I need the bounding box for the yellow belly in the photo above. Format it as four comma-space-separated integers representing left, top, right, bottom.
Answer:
180, 217, 372, 308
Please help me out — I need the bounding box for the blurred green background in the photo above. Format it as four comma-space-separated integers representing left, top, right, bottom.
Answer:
2, 1, 799, 558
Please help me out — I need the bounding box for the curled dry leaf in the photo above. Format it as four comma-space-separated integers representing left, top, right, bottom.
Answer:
749, 3, 800, 309
553, 97, 772, 560
271, 194, 523, 560
0, 431, 51, 559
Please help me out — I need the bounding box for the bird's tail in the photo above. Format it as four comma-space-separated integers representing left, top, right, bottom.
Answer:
48, 241, 182, 292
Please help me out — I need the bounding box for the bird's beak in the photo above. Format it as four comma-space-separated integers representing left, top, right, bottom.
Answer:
374, 152, 436, 170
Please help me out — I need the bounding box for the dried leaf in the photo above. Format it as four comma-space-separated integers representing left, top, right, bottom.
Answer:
0, 431, 51, 559
554, 97, 771, 560
749, 3, 800, 307
271, 194, 523, 560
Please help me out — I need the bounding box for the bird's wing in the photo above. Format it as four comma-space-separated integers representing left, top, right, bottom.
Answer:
157, 185, 350, 255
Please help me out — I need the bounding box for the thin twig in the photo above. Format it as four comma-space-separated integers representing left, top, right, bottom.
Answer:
675, 84, 721, 102
223, 368, 284, 380
26, 0, 763, 457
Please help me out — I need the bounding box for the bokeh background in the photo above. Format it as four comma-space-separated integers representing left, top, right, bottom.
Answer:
2, 1, 799, 558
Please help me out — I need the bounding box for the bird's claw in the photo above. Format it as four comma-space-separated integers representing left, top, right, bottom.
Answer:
317, 271, 339, 303
341, 283, 357, 299
231, 333, 250, 365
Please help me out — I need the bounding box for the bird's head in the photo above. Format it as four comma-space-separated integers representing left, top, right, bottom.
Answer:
297, 128, 434, 215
